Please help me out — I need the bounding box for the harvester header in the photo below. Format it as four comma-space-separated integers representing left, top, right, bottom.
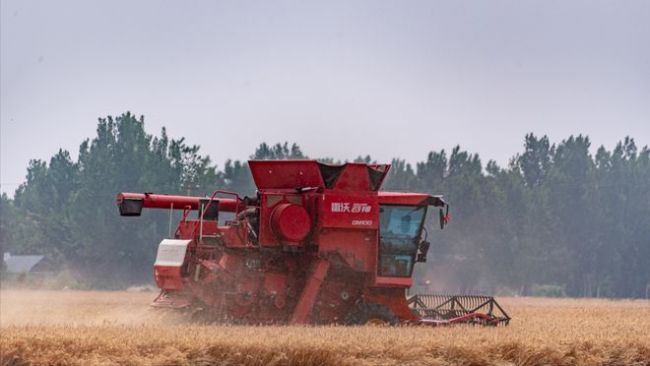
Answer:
116, 160, 509, 326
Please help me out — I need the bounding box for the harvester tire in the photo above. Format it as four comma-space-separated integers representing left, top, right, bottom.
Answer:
345, 303, 399, 326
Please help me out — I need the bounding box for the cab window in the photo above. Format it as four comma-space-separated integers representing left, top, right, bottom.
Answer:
378, 205, 426, 277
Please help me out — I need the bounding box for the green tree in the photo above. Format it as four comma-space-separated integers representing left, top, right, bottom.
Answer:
4, 120, 650, 297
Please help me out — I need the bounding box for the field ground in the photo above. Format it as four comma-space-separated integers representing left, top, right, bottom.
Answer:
1, 289, 649, 366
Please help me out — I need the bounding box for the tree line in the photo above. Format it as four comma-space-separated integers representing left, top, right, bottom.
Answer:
1, 112, 648, 297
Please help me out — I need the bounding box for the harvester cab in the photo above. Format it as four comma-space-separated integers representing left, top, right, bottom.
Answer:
116, 160, 509, 326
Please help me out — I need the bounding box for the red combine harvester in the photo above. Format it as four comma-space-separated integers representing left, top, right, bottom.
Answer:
117, 160, 509, 326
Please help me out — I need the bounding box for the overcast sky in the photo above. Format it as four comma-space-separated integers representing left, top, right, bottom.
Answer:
1, 0, 649, 195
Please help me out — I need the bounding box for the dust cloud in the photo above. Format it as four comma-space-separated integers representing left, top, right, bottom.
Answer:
0, 289, 184, 327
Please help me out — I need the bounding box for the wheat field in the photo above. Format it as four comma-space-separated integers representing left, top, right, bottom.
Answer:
1, 289, 649, 366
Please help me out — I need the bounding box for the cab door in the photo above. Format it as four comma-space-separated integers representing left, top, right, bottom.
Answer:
377, 205, 427, 278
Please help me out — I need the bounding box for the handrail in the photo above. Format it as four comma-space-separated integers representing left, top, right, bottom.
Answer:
196, 190, 242, 241
174, 206, 193, 237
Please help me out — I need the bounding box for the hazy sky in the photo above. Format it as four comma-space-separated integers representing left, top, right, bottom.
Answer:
1, 0, 649, 195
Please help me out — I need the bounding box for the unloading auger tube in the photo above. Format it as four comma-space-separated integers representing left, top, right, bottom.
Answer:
116, 160, 510, 326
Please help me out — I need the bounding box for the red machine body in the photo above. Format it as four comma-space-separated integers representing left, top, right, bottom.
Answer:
117, 160, 509, 325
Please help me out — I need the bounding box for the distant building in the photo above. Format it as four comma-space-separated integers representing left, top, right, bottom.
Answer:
3, 252, 46, 273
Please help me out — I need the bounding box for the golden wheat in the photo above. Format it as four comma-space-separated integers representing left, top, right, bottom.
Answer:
1, 290, 649, 366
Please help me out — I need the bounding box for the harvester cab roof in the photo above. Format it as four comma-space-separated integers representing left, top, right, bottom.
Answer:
116, 159, 509, 326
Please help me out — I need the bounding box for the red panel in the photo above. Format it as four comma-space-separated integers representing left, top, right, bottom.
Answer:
153, 265, 183, 290
364, 287, 418, 321
249, 160, 324, 190
175, 220, 220, 240
220, 224, 249, 247
317, 230, 376, 272
319, 192, 378, 229
332, 164, 370, 191
175, 221, 197, 239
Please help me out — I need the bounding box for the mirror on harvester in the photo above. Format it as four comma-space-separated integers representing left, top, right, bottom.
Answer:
439, 205, 449, 230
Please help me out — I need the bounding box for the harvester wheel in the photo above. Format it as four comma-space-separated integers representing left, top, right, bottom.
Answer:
345, 303, 399, 326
